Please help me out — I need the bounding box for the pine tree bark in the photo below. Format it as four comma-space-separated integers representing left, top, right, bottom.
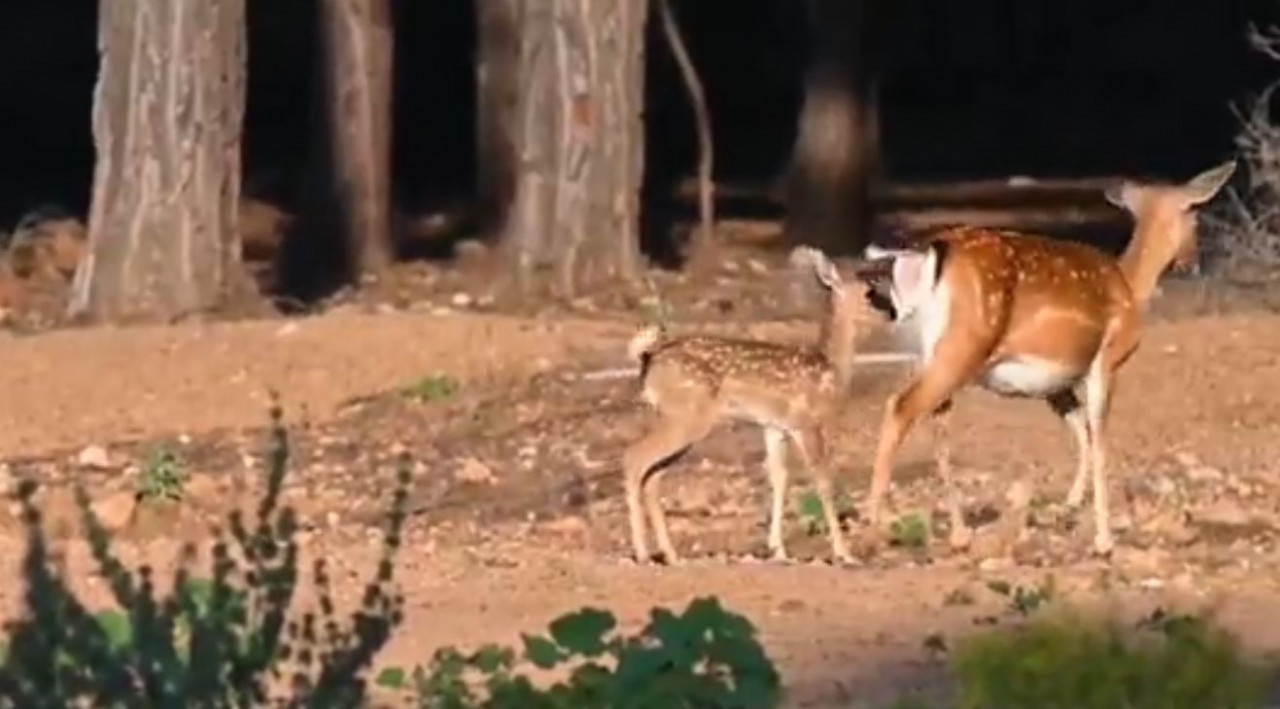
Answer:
69, 0, 247, 323
279, 0, 393, 301
475, 0, 521, 242
489, 0, 648, 297
320, 0, 394, 278
784, 0, 881, 254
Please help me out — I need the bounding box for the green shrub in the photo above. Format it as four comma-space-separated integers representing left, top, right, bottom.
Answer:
137, 446, 186, 502
401, 374, 461, 403
949, 608, 1269, 709
377, 596, 783, 709
0, 400, 409, 707
889, 513, 930, 549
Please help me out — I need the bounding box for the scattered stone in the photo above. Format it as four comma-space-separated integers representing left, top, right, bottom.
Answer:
1113, 546, 1169, 576
91, 491, 138, 533
1187, 465, 1225, 484
454, 239, 488, 262
455, 457, 496, 485
76, 444, 113, 470
978, 556, 1013, 572
1191, 500, 1256, 529
542, 515, 588, 536
184, 473, 221, 501
450, 292, 473, 308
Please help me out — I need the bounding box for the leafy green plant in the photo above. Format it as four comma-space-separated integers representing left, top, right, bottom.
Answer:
0, 400, 409, 706
377, 596, 783, 708
950, 607, 1268, 709
794, 484, 853, 536
889, 513, 931, 549
137, 446, 186, 502
402, 374, 461, 403
984, 576, 1055, 617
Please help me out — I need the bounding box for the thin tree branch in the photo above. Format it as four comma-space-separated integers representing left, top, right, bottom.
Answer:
657, 0, 715, 251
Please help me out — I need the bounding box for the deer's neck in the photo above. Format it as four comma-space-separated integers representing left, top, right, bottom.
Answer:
1117, 226, 1174, 306
819, 309, 858, 395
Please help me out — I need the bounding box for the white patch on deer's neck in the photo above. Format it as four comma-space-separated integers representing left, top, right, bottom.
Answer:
891, 279, 950, 367
889, 248, 938, 320
883, 247, 948, 366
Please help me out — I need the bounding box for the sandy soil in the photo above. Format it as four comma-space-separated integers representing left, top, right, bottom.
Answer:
2, 248, 1280, 707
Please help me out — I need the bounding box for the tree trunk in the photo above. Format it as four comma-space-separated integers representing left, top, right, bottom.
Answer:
784, 0, 881, 254
280, 0, 393, 301
494, 0, 648, 298
69, 0, 247, 323
657, 0, 716, 263
320, 0, 395, 279
475, 0, 521, 242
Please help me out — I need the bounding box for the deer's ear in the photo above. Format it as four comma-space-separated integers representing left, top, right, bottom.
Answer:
1104, 182, 1137, 211
1181, 159, 1237, 206
789, 245, 844, 293
890, 248, 937, 316
812, 254, 844, 292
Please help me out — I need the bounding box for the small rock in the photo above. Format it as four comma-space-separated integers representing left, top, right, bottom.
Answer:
454, 239, 488, 261
543, 515, 588, 535
978, 556, 1012, 572
455, 457, 496, 485
1186, 466, 1224, 484
1113, 546, 1169, 575
450, 292, 473, 307
1005, 479, 1034, 509
76, 444, 113, 470
91, 491, 137, 533
1192, 500, 1254, 529
184, 473, 221, 500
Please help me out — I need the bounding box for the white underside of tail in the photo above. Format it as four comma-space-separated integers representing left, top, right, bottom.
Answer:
627, 325, 663, 363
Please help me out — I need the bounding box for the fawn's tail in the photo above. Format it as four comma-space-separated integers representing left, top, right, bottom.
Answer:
626, 325, 665, 364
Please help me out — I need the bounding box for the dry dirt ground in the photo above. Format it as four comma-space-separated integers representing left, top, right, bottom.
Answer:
3, 244, 1280, 706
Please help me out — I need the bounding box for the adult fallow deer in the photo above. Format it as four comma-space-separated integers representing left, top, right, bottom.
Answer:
862, 159, 1237, 556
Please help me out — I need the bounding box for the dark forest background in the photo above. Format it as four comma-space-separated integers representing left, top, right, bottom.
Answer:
0, 0, 1275, 230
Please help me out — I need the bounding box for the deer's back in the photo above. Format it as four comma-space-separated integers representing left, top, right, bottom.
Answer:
641, 336, 835, 424
930, 227, 1136, 373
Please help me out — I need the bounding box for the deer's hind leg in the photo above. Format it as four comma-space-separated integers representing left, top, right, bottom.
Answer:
1048, 389, 1092, 509
623, 407, 717, 564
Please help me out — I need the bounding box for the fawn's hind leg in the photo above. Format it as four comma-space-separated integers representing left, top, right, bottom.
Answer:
623, 409, 715, 564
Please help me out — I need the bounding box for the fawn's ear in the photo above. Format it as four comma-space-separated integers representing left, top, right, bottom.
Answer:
1180, 159, 1237, 206
889, 247, 937, 318
1104, 181, 1139, 212
789, 246, 844, 293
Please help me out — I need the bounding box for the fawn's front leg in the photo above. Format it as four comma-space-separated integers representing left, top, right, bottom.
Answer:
762, 427, 790, 561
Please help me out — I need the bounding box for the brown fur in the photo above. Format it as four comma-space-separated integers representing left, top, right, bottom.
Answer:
623, 247, 881, 564
864, 160, 1236, 557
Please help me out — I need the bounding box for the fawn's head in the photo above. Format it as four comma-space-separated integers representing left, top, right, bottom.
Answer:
1106, 159, 1237, 278
788, 245, 879, 326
